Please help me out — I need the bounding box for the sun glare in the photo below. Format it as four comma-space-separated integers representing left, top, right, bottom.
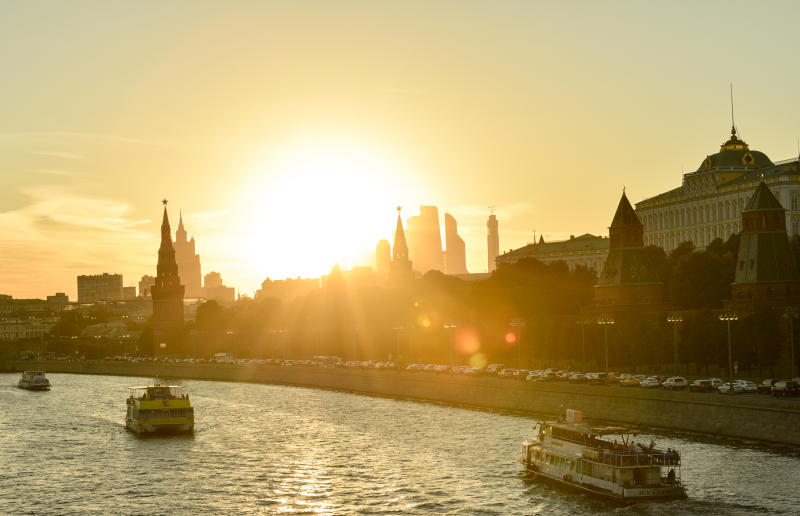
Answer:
238, 139, 418, 282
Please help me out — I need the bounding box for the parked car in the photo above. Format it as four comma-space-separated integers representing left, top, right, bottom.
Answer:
689, 379, 714, 392
639, 377, 662, 389
498, 368, 519, 378
662, 376, 688, 390
771, 380, 799, 397
718, 381, 745, 394
708, 378, 725, 389
568, 373, 588, 384
586, 372, 607, 385
758, 379, 781, 394
621, 375, 645, 387
736, 380, 758, 393
486, 364, 505, 375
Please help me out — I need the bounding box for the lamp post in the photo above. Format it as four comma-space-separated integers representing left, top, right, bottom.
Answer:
784, 307, 797, 379
666, 312, 683, 376
444, 321, 456, 368
510, 318, 525, 369
597, 315, 615, 383
575, 319, 590, 366
718, 312, 738, 395
392, 325, 405, 363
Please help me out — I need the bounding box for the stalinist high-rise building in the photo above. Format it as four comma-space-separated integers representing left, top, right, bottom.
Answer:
487, 212, 499, 272
151, 201, 185, 351
173, 212, 203, 298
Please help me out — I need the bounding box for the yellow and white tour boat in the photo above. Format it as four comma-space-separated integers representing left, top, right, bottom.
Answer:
519, 409, 686, 502
126, 382, 194, 435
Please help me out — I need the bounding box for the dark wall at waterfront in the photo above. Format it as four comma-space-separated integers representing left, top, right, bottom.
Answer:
5, 360, 799, 445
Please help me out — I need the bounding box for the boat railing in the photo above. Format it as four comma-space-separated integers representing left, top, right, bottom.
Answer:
582, 449, 681, 468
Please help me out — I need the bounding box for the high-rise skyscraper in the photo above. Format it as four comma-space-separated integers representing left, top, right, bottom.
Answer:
151, 201, 185, 351
173, 212, 203, 298
375, 239, 391, 274
406, 205, 443, 274
444, 213, 468, 275
487, 212, 499, 272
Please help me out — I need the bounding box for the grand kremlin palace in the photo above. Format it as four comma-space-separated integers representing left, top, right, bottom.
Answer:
497, 125, 800, 274
636, 126, 800, 252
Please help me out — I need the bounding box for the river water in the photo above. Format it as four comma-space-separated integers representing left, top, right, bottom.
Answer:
2, 373, 798, 514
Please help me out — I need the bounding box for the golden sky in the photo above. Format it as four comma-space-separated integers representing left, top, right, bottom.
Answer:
2, 1, 800, 299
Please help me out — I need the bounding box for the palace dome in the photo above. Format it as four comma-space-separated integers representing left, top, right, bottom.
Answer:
695, 127, 773, 172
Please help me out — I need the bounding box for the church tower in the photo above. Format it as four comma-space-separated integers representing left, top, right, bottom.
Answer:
591, 191, 663, 313
727, 178, 800, 311
151, 200, 185, 352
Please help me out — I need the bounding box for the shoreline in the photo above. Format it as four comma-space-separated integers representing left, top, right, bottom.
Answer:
4, 360, 800, 446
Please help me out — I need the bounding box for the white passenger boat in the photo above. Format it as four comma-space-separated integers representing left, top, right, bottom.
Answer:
519, 409, 686, 501
17, 370, 51, 391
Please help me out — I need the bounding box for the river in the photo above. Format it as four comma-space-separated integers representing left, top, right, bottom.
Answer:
1, 373, 798, 514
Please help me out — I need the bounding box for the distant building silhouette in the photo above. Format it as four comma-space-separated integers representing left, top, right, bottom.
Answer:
77, 273, 123, 303
375, 239, 391, 274
256, 277, 320, 302
46, 292, 69, 310
204, 271, 235, 305
487, 212, 499, 272
151, 201, 185, 351
406, 205, 443, 274
496, 233, 609, 275
138, 275, 155, 297
726, 178, 800, 312
173, 212, 203, 298
588, 191, 662, 314
391, 207, 413, 279
122, 286, 137, 300
444, 213, 468, 275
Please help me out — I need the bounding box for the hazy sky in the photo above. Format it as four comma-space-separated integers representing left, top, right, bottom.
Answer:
3, 0, 800, 299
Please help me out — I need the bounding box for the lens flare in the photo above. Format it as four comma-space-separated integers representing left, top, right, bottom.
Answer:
469, 353, 488, 369
456, 329, 480, 354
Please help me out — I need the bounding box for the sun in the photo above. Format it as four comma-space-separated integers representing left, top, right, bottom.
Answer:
237, 138, 418, 282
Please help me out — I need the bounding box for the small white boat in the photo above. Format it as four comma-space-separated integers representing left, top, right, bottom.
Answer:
519, 409, 686, 502
18, 370, 51, 391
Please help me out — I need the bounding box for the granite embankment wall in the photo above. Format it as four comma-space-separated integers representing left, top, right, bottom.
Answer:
5, 360, 800, 445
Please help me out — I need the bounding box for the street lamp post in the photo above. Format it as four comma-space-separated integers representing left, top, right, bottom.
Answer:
510, 318, 525, 369
666, 312, 683, 376
784, 307, 797, 379
444, 321, 456, 368
719, 312, 738, 395
392, 325, 405, 363
597, 315, 615, 383
575, 319, 589, 366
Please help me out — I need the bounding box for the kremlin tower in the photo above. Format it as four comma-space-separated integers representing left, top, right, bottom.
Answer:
151, 200, 185, 352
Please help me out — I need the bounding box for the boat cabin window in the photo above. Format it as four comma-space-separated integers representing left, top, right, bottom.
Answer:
147, 387, 172, 399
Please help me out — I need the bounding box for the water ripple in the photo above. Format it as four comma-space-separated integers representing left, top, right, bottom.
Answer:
1, 373, 798, 514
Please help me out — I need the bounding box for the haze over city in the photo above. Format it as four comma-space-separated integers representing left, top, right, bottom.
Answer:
3, 1, 800, 299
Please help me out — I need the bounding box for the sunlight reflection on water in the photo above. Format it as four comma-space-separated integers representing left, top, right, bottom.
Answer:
1, 373, 798, 514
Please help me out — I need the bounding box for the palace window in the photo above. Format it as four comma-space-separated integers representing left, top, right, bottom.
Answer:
792, 194, 800, 211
